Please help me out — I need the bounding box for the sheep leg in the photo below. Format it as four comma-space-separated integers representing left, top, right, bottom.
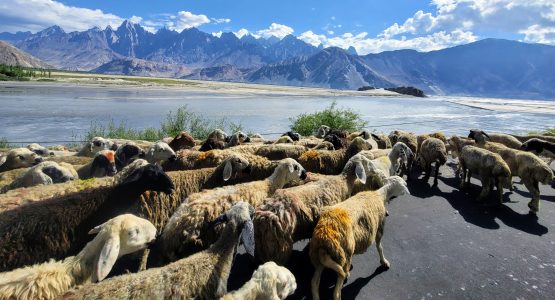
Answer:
376, 222, 390, 268
459, 165, 467, 189
423, 163, 431, 181
433, 161, 440, 186
333, 274, 346, 300
523, 179, 540, 214
477, 176, 490, 203
311, 265, 324, 300
495, 177, 504, 206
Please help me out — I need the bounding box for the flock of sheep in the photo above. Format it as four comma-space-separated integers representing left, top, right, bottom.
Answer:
0, 125, 553, 300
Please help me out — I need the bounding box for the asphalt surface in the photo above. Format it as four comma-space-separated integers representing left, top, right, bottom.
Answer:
228, 159, 555, 299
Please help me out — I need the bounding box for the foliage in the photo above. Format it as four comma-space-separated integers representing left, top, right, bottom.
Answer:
0, 64, 51, 80
528, 127, 555, 136
289, 101, 368, 136
0, 137, 8, 148
82, 105, 245, 141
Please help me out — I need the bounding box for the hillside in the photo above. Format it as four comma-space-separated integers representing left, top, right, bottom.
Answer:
0, 41, 50, 68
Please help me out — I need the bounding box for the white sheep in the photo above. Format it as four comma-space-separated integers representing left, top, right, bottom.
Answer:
76, 137, 117, 157
469, 130, 554, 214
220, 261, 296, 300
0, 214, 156, 300
0, 161, 76, 193
27, 143, 54, 157
309, 176, 410, 300
364, 142, 412, 178
458, 145, 511, 204
62, 202, 256, 300
253, 154, 369, 264
144, 141, 177, 164
160, 158, 307, 260
0, 148, 43, 173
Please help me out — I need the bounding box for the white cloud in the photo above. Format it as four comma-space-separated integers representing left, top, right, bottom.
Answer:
0, 0, 123, 32
169, 11, 211, 31
520, 25, 555, 44
212, 31, 223, 38
233, 28, 250, 38
211, 18, 231, 24
327, 30, 334, 35
255, 23, 294, 39
128, 16, 143, 24
299, 28, 477, 55
299, 30, 327, 46
382, 0, 555, 44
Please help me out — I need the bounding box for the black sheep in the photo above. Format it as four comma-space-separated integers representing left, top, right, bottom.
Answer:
0, 163, 174, 272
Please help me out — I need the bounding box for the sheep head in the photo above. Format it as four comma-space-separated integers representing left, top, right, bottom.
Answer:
146, 142, 177, 164
89, 137, 117, 153
222, 154, 251, 181
115, 142, 145, 167
316, 125, 331, 138
3, 148, 43, 169
383, 175, 410, 200
169, 131, 196, 151
211, 201, 255, 257
520, 138, 544, 154
468, 129, 490, 143
90, 150, 117, 177
121, 163, 174, 195
273, 158, 308, 185
88, 214, 156, 281
41, 161, 76, 183
27, 143, 54, 157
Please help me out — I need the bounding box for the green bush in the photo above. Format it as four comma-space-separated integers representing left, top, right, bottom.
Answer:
289, 101, 368, 136
82, 105, 245, 141
0, 137, 8, 148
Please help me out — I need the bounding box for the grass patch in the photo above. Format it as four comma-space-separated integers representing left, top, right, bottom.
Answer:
528, 127, 555, 136
289, 101, 368, 136
82, 105, 245, 141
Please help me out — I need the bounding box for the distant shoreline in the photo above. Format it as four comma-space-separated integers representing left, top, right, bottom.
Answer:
444, 97, 555, 115
0, 72, 401, 98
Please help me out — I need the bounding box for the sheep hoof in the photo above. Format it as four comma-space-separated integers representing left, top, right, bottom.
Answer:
385, 210, 390, 217
381, 260, 390, 269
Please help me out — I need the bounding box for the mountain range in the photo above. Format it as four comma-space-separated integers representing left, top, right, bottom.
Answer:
1, 21, 555, 99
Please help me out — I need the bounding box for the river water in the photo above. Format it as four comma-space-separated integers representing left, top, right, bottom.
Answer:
1, 83, 554, 145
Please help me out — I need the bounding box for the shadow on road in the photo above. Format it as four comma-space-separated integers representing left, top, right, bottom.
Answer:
409, 168, 548, 236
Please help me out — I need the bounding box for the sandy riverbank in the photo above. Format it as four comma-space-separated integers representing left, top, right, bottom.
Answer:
444, 96, 555, 115
0, 71, 401, 97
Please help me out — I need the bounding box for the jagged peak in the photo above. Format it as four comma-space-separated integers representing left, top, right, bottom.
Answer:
38, 25, 65, 36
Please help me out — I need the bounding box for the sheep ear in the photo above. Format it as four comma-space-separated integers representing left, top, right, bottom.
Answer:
241, 220, 255, 257
96, 235, 120, 281
355, 162, 367, 184
88, 221, 107, 234
371, 133, 381, 140
223, 160, 233, 181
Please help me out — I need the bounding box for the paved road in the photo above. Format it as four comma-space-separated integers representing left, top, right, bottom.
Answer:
228, 160, 555, 299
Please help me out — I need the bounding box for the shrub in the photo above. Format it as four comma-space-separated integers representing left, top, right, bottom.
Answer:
0, 137, 8, 148
289, 101, 368, 136
82, 105, 245, 141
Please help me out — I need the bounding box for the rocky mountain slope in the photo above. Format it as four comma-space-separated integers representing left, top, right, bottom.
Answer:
0, 40, 50, 68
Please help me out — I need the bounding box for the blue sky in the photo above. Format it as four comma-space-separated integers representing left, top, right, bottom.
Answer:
1, 0, 554, 54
